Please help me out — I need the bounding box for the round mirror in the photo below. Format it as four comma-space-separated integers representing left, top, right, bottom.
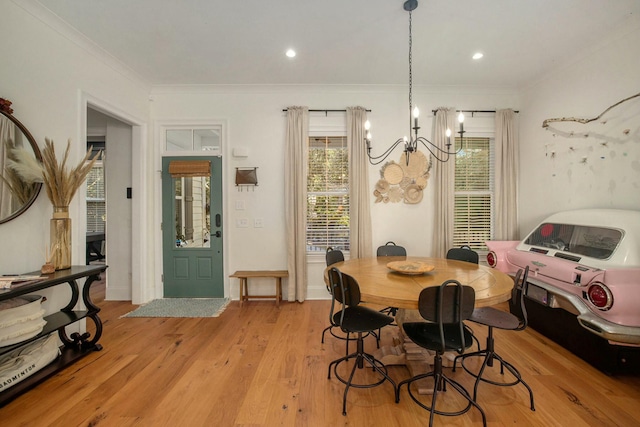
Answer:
0, 99, 43, 224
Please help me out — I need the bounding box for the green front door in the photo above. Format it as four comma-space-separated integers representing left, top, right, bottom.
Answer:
162, 156, 223, 297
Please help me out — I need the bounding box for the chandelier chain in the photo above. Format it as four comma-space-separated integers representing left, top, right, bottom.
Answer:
408, 10, 413, 125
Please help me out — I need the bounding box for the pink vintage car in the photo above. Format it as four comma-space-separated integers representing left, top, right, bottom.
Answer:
486, 209, 640, 373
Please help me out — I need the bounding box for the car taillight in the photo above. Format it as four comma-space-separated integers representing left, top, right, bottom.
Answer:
587, 282, 613, 310
487, 251, 497, 268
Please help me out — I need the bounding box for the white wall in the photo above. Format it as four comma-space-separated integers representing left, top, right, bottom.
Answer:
150, 85, 519, 299
518, 16, 640, 235
105, 118, 133, 300
0, 2, 150, 309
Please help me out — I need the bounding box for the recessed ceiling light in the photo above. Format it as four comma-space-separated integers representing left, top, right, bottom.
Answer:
286, 49, 296, 58
472, 52, 484, 60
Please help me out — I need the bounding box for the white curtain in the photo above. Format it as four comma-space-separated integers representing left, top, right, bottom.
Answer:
0, 116, 16, 218
346, 106, 373, 258
431, 108, 456, 258
285, 106, 309, 302
494, 109, 519, 240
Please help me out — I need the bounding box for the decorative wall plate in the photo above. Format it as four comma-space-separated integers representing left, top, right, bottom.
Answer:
403, 184, 423, 204
382, 162, 404, 185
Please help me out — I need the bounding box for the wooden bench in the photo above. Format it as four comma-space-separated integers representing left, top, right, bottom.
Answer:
230, 270, 288, 307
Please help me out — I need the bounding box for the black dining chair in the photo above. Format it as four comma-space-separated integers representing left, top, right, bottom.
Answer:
452, 266, 535, 411
325, 246, 344, 267
322, 247, 353, 353
376, 241, 407, 318
446, 245, 479, 264
326, 267, 397, 416
397, 280, 486, 426
445, 245, 482, 350
376, 241, 407, 257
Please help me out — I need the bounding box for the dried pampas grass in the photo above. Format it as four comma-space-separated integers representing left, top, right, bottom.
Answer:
2, 139, 41, 204
41, 138, 100, 207
6, 143, 44, 184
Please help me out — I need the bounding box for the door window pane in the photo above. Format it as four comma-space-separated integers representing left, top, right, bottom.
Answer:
174, 175, 211, 248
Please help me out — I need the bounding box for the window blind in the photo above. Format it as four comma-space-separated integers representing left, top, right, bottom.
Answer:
306, 136, 350, 252
168, 160, 211, 178
454, 137, 494, 251
86, 164, 105, 232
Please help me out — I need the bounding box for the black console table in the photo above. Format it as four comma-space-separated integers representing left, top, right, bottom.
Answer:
0, 264, 107, 406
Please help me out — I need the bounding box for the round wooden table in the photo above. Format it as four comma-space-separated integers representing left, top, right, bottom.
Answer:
326, 256, 515, 392
329, 256, 514, 309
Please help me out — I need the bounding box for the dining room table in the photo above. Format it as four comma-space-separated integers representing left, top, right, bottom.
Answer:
325, 255, 515, 394
329, 255, 514, 309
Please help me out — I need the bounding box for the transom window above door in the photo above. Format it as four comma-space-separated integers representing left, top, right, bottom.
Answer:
165, 128, 222, 154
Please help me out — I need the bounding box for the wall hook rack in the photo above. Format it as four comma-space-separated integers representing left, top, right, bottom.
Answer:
235, 167, 258, 191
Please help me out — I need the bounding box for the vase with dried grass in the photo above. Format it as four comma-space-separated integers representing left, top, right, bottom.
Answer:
8, 138, 100, 270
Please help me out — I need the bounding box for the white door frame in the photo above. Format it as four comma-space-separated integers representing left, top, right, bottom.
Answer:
80, 92, 150, 304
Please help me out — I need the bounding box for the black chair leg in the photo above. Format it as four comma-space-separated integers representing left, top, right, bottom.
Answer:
328, 332, 397, 415
323, 325, 384, 356
475, 351, 535, 411
397, 354, 487, 427
454, 328, 535, 412
321, 325, 331, 343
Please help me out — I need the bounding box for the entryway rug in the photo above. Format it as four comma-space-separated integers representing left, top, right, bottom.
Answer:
122, 298, 230, 318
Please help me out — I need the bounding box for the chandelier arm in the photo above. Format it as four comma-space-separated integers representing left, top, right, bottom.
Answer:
415, 137, 461, 162
367, 138, 405, 165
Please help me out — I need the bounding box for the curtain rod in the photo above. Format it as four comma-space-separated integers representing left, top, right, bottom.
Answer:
281, 108, 372, 113
430, 109, 519, 115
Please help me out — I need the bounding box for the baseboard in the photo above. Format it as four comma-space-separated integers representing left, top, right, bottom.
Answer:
105, 287, 132, 301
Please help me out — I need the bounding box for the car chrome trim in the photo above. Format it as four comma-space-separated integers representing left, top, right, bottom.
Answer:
526, 277, 640, 345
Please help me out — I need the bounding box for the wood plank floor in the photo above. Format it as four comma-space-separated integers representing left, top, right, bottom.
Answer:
1, 281, 640, 426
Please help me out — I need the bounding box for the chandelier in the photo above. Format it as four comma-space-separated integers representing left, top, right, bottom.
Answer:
364, 0, 464, 165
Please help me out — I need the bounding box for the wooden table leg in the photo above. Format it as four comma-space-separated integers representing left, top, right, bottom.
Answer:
276, 277, 282, 307
239, 277, 246, 307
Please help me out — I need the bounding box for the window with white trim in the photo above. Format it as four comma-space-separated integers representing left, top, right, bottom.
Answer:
453, 136, 494, 252
306, 135, 349, 253
86, 142, 105, 233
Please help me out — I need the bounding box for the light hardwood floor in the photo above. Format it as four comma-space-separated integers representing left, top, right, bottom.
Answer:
1, 281, 640, 426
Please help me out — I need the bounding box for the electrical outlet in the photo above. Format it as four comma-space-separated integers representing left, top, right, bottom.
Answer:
235, 200, 245, 210
254, 218, 263, 228
236, 218, 249, 228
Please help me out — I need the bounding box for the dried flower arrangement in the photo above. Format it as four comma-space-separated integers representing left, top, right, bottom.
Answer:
8, 138, 101, 270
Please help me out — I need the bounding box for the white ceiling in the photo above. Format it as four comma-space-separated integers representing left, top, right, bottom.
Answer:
36, 0, 640, 88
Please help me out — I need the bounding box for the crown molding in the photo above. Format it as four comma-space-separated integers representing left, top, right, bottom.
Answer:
149, 83, 518, 97
13, 0, 151, 91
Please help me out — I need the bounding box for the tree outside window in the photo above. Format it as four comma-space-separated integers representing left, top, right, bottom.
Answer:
306, 136, 349, 253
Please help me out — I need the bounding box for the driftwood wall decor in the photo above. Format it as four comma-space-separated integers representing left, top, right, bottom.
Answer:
541, 92, 640, 164
542, 92, 640, 129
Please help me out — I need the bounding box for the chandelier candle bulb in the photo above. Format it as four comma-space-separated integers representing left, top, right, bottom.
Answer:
446, 128, 452, 147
